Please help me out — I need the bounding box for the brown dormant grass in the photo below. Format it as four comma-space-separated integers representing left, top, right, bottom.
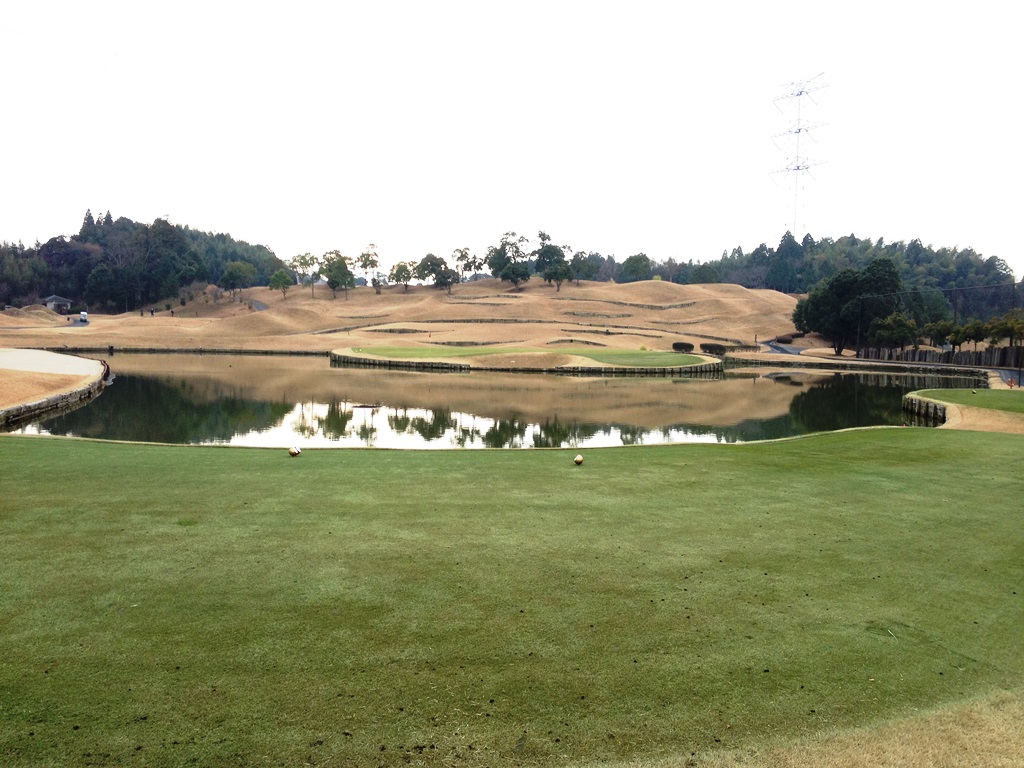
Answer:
664, 690, 1024, 768
0, 371, 89, 408
0, 278, 800, 354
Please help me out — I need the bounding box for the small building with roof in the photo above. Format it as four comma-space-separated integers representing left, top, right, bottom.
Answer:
43, 295, 73, 314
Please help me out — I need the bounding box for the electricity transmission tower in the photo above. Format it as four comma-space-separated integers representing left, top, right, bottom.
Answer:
772, 73, 827, 236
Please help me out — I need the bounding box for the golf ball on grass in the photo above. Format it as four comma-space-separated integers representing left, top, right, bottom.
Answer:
288, 446, 301, 457
574, 454, 584, 465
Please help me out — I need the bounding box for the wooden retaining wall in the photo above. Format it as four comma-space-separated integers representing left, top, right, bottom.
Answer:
859, 345, 1024, 369
40, 346, 720, 376
41, 347, 329, 357
329, 352, 723, 377
724, 353, 988, 380
0, 372, 106, 430
901, 394, 947, 426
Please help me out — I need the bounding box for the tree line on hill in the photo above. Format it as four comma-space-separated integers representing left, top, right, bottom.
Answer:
278, 231, 1019, 349
0, 210, 285, 312
791, 256, 1024, 355
2, 215, 1017, 345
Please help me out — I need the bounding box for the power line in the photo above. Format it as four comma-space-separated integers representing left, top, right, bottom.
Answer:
859, 279, 1023, 301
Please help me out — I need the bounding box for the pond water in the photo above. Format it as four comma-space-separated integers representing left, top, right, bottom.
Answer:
12, 354, 981, 449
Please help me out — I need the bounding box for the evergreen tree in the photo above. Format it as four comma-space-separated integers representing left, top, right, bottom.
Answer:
794, 258, 903, 354
80, 209, 96, 238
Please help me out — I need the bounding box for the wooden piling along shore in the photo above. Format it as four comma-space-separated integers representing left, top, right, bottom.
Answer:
902, 394, 948, 426
725, 352, 989, 380
38, 347, 330, 357
859, 345, 1024, 369
329, 352, 724, 377
0, 370, 106, 429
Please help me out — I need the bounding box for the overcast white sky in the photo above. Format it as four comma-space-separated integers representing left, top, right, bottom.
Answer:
3, 2, 1020, 277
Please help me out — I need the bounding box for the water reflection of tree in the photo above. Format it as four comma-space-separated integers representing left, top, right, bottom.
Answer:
356, 419, 377, 446
532, 418, 601, 448
294, 402, 320, 438
452, 426, 483, 447
39, 375, 292, 443
317, 400, 355, 439
788, 374, 903, 433
618, 425, 646, 445
390, 407, 489, 446
36, 365, 942, 448
388, 408, 412, 434
482, 419, 528, 448
409, 409, 458, 441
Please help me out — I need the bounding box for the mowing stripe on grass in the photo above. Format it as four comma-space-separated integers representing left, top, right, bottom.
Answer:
1, 430, 1022, 766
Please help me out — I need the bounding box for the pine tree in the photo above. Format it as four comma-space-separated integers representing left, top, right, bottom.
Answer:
80, 209, 96, 237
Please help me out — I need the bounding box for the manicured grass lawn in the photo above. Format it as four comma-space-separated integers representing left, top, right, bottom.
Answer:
918, 388, 1024, 414
356, 345, 540, 359
2, 430, 1022, 767
356, 345, 704, 367
567, 349, 703, 367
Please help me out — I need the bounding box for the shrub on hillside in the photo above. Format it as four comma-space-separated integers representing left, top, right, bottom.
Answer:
672, 341, 695, 353
700, 342, 728, 355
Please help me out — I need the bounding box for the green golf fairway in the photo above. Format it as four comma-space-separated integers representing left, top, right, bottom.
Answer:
918, 388, 1024, 414
1, 429, 1021, 766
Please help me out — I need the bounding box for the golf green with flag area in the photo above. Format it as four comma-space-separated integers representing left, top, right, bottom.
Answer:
354, 346, 705, 367
1, 428, 1021, 766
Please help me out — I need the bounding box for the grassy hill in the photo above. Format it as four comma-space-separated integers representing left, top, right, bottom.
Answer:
0, 279, 801, 357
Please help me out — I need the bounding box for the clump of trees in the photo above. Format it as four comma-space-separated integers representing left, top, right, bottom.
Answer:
793, 258, 904, 354
413, 253, 460, 294
323, 251, 355, 298
793, 257, 1024, 353
0, 209, 285, 311
485, 232, 531, 290
700, 231, 1014, 299
288, 253, 321, 297
857, 309, 1024, 353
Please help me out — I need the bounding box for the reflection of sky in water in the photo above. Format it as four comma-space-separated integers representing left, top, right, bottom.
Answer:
223, 402, 723, 450
14, 358, 972, 448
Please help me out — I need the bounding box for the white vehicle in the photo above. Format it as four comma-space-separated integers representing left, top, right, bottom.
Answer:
80, 311, 88, 323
